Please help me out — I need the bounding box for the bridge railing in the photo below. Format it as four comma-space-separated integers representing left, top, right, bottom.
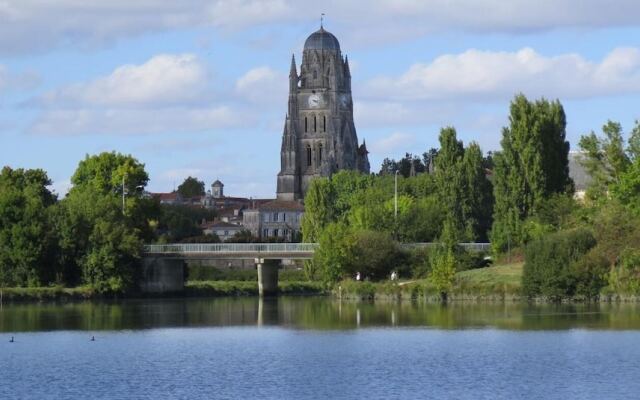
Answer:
144, 242, 491, 254
144, 243, 319, 254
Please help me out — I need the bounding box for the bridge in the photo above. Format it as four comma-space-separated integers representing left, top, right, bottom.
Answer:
140, 242, 491, 296
143, 242, 491, 259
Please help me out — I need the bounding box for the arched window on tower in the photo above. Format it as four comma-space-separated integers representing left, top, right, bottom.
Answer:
314, 115, 317, 132
304, 117, 308, 133
318, 144, 323, 164
306, 145, 312, 167
323, 115, 326, 132
313, 70, 318, 79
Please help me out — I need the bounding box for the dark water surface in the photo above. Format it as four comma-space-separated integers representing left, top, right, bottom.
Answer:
2, 298, 640, 399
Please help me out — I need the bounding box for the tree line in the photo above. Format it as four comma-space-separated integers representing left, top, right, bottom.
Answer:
0, 153, 222, 291
304, 93, 640, 300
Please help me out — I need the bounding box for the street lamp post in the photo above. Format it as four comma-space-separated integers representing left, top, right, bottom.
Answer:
122, 174, 126, 215
394, 170, 399, 222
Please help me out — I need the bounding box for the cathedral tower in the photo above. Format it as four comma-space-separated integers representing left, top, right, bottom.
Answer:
277, 25, 369, 201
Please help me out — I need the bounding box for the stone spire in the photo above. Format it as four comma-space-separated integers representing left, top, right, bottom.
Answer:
289, 54, 298, 92
344, 55, 351, 77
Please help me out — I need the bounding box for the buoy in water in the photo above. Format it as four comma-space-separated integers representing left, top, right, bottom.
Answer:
9, 336, 14, 343
90, 336, 95, 341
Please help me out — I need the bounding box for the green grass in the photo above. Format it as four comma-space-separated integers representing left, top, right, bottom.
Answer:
334, 263, 524, 300
454, 262, 523, 296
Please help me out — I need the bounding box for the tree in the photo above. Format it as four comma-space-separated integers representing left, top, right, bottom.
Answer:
60, 152, 154, 292
0, 167, 58, 286
157, 204, 215, 242
72, 151, 148, 195
435, 127, 465, 243
177, 176, 205, 198
491, 94, 571, 252
313, 222, 354, 283
302, 177, 336, 242
429, 247, 456, 302
378, 153, 425, 177
460, 142, 494, 241
579, 120, 631, 201
435, 128, 493, 243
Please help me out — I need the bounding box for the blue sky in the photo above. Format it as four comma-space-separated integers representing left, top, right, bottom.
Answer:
1, 1, 640, 198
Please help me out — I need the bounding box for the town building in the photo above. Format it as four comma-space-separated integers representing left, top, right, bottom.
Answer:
277, 24, 369, 201
202, 221, 245, 242
243, 200, 304, 242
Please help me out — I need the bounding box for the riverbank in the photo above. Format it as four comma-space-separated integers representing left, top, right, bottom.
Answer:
0, 281, 327, 303
3, 262, 639, 303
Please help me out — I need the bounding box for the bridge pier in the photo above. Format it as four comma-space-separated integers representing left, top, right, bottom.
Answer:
256, 258, 279, 296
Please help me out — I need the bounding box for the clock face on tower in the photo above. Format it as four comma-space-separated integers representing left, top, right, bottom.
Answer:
308, 94, 321, 108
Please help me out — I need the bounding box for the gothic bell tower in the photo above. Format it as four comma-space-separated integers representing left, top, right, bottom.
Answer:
277, 24, 369, 201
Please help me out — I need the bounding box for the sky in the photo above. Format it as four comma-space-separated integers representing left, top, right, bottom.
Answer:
1, 1, 640, 198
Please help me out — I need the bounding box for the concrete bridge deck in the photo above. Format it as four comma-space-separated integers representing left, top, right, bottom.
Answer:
141, 242, 491, 296
143, 242, 491, 260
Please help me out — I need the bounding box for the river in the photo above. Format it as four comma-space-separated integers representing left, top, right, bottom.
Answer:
2, 298, 640, 399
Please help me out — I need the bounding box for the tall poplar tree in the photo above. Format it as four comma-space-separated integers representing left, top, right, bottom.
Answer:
491, 94, 571, 252
435, 127, 493, 243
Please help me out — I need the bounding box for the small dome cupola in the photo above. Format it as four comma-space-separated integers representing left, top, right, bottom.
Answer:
303, 27, 340, 51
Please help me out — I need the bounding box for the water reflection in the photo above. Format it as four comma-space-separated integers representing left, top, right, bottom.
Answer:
1, 297, 640, 332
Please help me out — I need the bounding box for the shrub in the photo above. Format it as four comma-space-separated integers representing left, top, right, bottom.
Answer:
523, 228, 596, 299
428, 246, 456, 301
608, 249, 640, 295
348, 230, 401, 281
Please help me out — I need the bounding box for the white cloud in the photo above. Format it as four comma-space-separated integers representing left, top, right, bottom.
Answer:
3, 1, 640, 53
370, 132, 416, 154
364, 47, 640, 101
29, 106, 246, 136
40, 54, 207, 107
235, 66, 286, 104
27, 53, 256, 136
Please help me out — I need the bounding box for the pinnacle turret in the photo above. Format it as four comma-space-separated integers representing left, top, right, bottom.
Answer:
289, 54, 297, 77
344, 55, 351, 77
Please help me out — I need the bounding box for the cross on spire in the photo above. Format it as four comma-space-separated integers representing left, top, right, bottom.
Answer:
321, 13, 325, 29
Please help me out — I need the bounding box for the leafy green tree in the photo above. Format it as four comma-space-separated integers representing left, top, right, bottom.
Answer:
157, 204, 215, 242
0, 167, 58, 286
177, 176, 205, 198
72, 151, 148, 195
429, 247, 456, 302
348, 230, 400, 280
491, 94, 571, 252
579, 120, 631, 201
522, 228, 596, 299
435, 128, 493, 243
60, 152, 155, 292
313, 222, 354, 283
302, 177, 336, 242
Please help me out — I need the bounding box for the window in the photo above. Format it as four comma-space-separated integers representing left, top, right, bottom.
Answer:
263, 213, 269, 222
305, 117, 308, 132
283, 213, 287, 222
263, 228, 268, 237
318, 144, 323, 164
273, 212, 278, 221
274, 229, 279, 237
323, 115, 326, 132
313, 115, 317, 132
307, 145, 312, 166
224, 230, 229, 236
313, 70, 317, 79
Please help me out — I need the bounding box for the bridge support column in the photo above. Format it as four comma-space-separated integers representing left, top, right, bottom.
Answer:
256, 258, 279, 297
